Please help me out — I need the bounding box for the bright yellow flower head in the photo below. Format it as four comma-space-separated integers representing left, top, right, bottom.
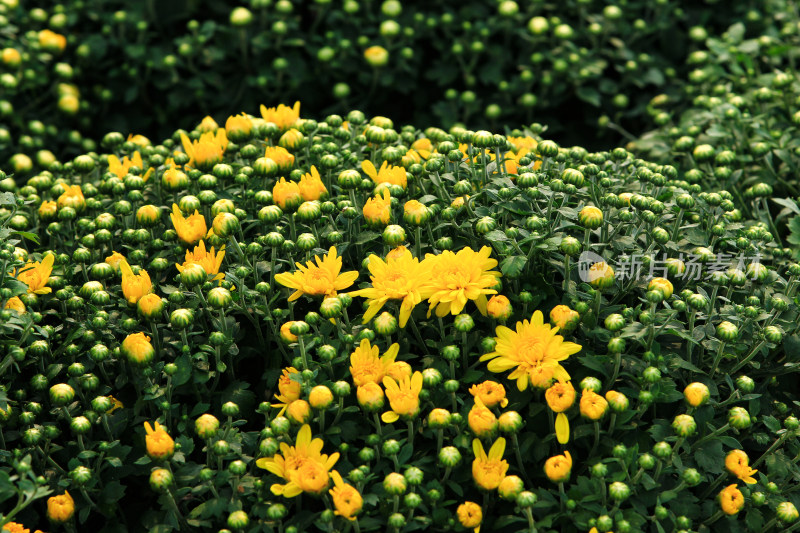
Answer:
38, 199, 58, 220
580, 390, 609, 420
108, 151, 145, 179
725, 449, 758, 484
180, 130, 227, 169
170, 204, 207, 246
121, 332, 155, 365
720, 484, 745, 515
144, 421, 175, 460
381, 371, 423, 423
47, 491, 75, 522
14, 253, 54, 294
480, 310, 581, 391
39, 29, 67, 52
350, 247, 432, 328
225, 113, 253, 139
120, 260, 153, 305
363, 189, 392, 227
287, 399, 312, 424
468, 381, 509, 408
106, 251, 126, 273
544, 450, 572, 483
546, 380, 576, 444
127, 134, 151, 147
362, 160, 407, 189
260, 101, 301, 131
198, 116, 219, 132
386, 360, 412, 382
649, 277, 674, 299
549, 305, 580, 332
176, 240, 225, 281
486, 295, 512, 321
273, 177, 303, 211
356, 382, 385, 411
297, 166, 328, 201
411, 138, 433, 159
264, 146, 295, 172
329, 470, 363, 521
256, 424, 339, 498
468, 396, 498, 438
684, 382, 710, 407
274, 246, 358, 302
4, 296, 25, 314
422, 246, 501, 318
272, 367, 302, 416
57, 184, 85, 211
457, 501, 482, 533
2, 521, 33, 533
472, 437, 508, 491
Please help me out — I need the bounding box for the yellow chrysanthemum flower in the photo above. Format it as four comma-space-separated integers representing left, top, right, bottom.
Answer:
180, 129, 227, 169
422, 246, 501, 318
273, 177, 303, 211
329, 470, 363, 521
725, 450, 758, 484
468, 381, 509, 409
256, 424, 339, 498
106, 251, 126, 273
274, 246, 358, 302
362, 160, 407, 189
120, 260, 153, 305
297, 165, 328, 201
175, 240, 225, 281
170, 204, 207, 246
47, 491, 75, 522
4, 296, 25, 314
108, 151, 149, 180
480, 310, 581, 391
545, 381, 576, 444
381, 371, 423, 423
144, 421, 175, 460
457, 501, 482, 533
349, 339, 400, 387
264, 146, 295, 172
57, 184, 85, 211
197, 116, 219, 132
720, 484, 745, 515
14, 253, 55, 294
272, 367, 302, 416
362, 189, 392, 227
260, 101, 301, 131
472, 437, 509, 491
350, 247, 432, 328
544, 450, 572, 482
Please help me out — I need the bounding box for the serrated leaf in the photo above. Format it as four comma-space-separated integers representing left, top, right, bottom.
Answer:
500, 255, 527, 278
694, 440, 724, 474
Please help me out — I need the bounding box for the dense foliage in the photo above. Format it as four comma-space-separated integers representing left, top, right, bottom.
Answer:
0, 105, 799, 532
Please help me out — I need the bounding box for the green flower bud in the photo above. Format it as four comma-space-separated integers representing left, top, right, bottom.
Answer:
672, 414, 697, 437
764, 326, 783, 344
653, 441, 672, 459
50, 383, 75, 406
604, 314, 624, 331
384, 472, 407, 495
717, 321, 739, 342
559, 236, 581, 256
149, 467, 174, 491
682, 467, 702, 486
580, 376, 602, 393
439, 446, 462, 467
453, 314, 474, 332
499, 411, 523, 433
382, 224, 406, 246
729, 407, 751, 429
608, 481, 630, 502
638, 453, 656, 470
70, 465, 93, 485
170, 308, 194, 329
228, 510, 249, 529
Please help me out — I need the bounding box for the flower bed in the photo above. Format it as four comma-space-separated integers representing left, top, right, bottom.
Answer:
0, 105, 799, 532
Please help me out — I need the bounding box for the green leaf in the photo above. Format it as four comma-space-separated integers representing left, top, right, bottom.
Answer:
171, 354, 192, 387
694, 440, 724, 474
761, 415, 780, 433
745, 510, 765, 531
484, 230, 508, 242
11, 231, 40, 244
500, 255, 527, 278
576, 87, 601, 107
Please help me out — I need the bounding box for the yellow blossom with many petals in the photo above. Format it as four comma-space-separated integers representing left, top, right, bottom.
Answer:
472, 437, 509, 491
468, 397, 498, 438
106, 251, 127, 273
108, 151, 147, 179
422, 246, 501, 318
381, 371, 423, 423
546, 380, 576, 444
264, 146, 295, 172
170, 204, 207, 246
47, 491, 75, 522
273, 177, 303, 211
57, 185, 85, 211
260, 101, 301, 131
329, 470, 363, 521
175, 240, 225, 281
725, 450, 758, 484
144, 421, 175, 460
274, 246, 358, 302
362, 160, 407, 189
4, 296, 25, 314
580, 390, 609, 420
457, 501, 482, 533
544, 450, 572, 482
480, 310, 581, 391
297, 166, 328, 201
255, 424, 339, 498
272, 367, 302, 416
468, 381, 509, 408
720, 484, 745, 515
350, 247, 432, 328
180, 130, 227, 169
14, 253, 54, 294
120, 260, 153, 305
362, 189, 392, 226
349, 339, 400, 387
